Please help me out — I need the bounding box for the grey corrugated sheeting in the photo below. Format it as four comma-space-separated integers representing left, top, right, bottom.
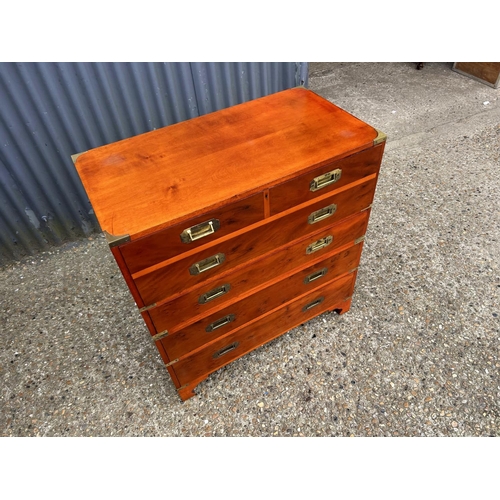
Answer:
0, 62, 308, 266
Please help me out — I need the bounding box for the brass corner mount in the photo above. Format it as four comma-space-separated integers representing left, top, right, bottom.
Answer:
103, 231, 131, 247
374, 129, 387, 145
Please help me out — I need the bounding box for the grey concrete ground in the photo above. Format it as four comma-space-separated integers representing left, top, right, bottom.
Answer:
1, 62, 499, 437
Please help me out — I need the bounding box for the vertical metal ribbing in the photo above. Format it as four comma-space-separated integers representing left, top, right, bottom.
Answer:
0, 62, 308, 266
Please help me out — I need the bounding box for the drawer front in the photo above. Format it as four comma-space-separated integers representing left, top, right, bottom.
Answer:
169, 271, 356, 386
119, 193, 265, 274
269, 143, 384, 215
156, 242, 362, 359
147, 210, 368, 328
133, 176, 376, 305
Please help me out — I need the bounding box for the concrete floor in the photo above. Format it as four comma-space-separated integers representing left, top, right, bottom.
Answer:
1, 62, 499, 437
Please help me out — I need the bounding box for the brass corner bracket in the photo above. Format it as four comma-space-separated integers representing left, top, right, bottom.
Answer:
103, 231, 131, 247
71, 151, 87, 164
374, 130, 387, 145
152, 330, 169, 342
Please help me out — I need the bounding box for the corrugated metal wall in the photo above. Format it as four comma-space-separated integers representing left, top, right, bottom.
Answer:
0, 62, 308, 266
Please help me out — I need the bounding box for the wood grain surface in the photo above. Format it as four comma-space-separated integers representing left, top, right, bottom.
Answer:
147, 214, 368, 331
133, 177, 376, 305
170, 271, 357, 392
74, 88, 378, 240
156, 245, 362, 359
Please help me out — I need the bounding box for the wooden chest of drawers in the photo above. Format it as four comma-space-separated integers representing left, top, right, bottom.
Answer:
72, 87, 386, 401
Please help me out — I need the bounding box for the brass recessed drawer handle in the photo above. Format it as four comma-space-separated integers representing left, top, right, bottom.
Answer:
304, 267, 328, 284
198, 284, 231, 304
306, 235, 333, 255
308, 204, 337, 224
213, 341, 240, 359
206, 314, 236, 333
310, 168, 342, 192
180, 218, 220, 243
189, 253, 225, 275
303, 296, 325, 312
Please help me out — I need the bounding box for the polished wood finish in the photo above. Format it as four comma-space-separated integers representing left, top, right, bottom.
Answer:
120, 193, 265, 274
73, 87, 377, 241
147, 214, 368, 332
109, 246, 146, 309
269, 143, 384, 214
133, 176, 376, 305
169, 271, 357, 387
72, 88, 386, 401
155, 244, 362, 359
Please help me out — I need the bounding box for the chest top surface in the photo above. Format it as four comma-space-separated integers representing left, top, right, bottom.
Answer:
74, 87, 378, 240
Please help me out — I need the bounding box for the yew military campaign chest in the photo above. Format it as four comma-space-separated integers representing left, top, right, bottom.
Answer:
72, 87, 386, 401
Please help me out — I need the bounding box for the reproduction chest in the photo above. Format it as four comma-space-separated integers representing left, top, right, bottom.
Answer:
72, 87, 386, 401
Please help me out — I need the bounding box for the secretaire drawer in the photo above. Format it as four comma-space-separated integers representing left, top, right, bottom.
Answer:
269, 143, 384, 215
153, 243, 363, 359
168, 271, 356, 386
133, 177, 376, 305
147, 230, 365, 335
119, 193, 265, 274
